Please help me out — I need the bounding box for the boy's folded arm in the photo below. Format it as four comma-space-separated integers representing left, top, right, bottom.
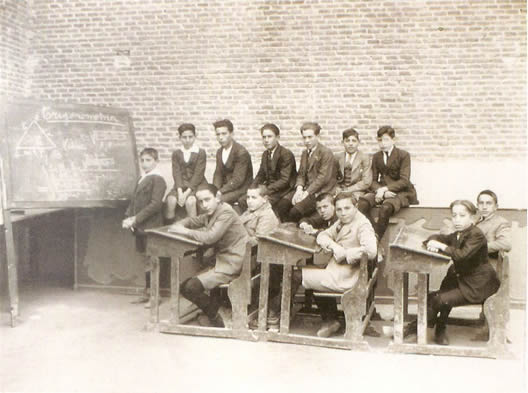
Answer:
488, 222, 512, 253
444, 231, 486, 270
358, 223, 377, 260
186, 211, 235, 244
134, 178, 167, 225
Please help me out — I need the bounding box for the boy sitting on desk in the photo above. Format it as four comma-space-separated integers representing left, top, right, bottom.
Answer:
169, 183, 249, 327
291, 192, 378, 338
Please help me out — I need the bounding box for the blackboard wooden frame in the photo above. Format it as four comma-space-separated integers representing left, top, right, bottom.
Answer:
1, 99, 139, 209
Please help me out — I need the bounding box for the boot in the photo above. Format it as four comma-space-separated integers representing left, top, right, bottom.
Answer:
434, 323, 449, 345
403, 320, 417, 338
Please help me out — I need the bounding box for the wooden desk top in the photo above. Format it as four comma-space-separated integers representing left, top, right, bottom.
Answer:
258, 225, 319, 254
389, 224, 451, 261
1, 208, 67, 225
145, 226, 203, 247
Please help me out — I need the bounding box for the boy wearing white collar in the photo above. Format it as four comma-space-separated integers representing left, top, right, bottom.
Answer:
166, 123, 207, 221
122, 147, 167, 305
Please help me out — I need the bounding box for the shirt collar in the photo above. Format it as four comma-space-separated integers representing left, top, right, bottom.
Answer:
182, 144, 200, 154
385, 146, 394, 157
138, 167, 162, 184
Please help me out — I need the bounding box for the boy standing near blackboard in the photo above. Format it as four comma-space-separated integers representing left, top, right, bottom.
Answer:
122, 148, 167, 305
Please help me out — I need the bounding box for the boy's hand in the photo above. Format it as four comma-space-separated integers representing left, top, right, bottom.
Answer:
331, 244, 346, 262
345, 248, 364, 264
168, 223, 187, 235
299, 222, 317, 235
426, 240, 447, 253
292, 188, 304, 205
177, 189, 186, 207
375, 188, 386, 203
122, 217, 135, 229
384, 191, 397, 199
216, 190, 223, 200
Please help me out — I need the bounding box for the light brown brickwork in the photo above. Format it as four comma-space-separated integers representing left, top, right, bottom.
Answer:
3, 0, 527, 163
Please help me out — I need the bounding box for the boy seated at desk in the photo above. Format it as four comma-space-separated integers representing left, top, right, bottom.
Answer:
239, 184, 280, 246
169, 183, 249, 328
291, 192, 378, 338
122, 148, 167, 305
298, 193, 338, 235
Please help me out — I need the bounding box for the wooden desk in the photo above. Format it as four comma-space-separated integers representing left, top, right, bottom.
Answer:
144, 226, 203, 329
145, 226, 258, 341
387, 225, 511, 358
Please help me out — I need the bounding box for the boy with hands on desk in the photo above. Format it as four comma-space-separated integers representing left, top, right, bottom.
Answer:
291, 192, 378, 338
169, 183, 249, 328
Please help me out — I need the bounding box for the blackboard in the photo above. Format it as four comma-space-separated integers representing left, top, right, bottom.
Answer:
1, 101, 139, 208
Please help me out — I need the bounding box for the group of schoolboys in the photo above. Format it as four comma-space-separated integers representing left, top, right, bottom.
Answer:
123, 119, 511, 342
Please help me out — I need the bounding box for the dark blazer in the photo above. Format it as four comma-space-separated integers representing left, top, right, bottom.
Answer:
335, 150, 372, 196
171, 148, 207, 193
179, 202, 249, 276
300, 213, 338, 231
213, 141, 253, 200
295, 143, 337, 196
125, 174, 167, 231
370, 147, 418, 207
252, 144, 297, 202
426, 225, 500, 303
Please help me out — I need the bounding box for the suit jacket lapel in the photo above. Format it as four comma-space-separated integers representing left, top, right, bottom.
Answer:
307, 145, 319, 172
270, 145, 281, 173
224, 142, 237, 169
386, 147, 398, 168
338, 152, 346, 174
351, 151, 362, 172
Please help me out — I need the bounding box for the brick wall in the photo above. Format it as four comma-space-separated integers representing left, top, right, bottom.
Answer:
14, 1, 528, 162
0, 0, 31, 101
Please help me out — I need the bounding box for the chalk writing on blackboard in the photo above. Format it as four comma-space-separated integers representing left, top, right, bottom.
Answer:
4, 102, 138, 207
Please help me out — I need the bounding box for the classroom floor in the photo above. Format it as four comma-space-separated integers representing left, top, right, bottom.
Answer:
1, 283, 526, 393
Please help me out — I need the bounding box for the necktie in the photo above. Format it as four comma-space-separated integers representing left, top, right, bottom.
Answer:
266, 150, 273, 176
384, 151, 389, 165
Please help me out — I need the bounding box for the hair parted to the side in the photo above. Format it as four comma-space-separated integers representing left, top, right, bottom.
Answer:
449, 199, 478, 215
315, 192, 335, 205
195, 182, 218, 196
335, 191, 358, 205
342, 127, 360, 141
260, 123, 280, 136
140, 147, 159, 161
377, 125, 395, 139
300, 122, 321, 135
247, 184, 269, 198
178, 123, 196, 136
213, 119, 234, 133
477, 189, 498, 205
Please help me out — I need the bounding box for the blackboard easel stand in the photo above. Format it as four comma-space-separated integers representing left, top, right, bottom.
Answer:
2, 208, 19, 327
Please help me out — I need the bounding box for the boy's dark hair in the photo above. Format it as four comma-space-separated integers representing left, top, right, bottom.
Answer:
300, 122, 321, 135
477, 189, 498, 205
335, 191, 358, 206
140, 147, 159, 161
450, 200, 478, 216
195, 182, 218, 196
178, 123, 196, 136
213, 119, 234, 133
247, 184, 269, 198
315, 192, 334, 205
377, 126, 395, 139
342, 127, 360, 141
261, 123, 280, 136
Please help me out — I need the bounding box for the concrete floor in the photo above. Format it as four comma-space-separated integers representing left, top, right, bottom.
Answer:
1, 284, 526, 393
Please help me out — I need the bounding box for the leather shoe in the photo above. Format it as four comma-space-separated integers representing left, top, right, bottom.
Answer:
363, 324, 381, 337
317, 320, 341, 338
130, 294, 150, 304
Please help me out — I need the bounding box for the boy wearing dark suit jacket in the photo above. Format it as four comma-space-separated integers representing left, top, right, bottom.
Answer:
244, 123, 296, 218
169, 183, 249, 327
166, 123, 207, 220
357, 126, 418, 241
276, 122, 337, 222
212, 119, 253, 213
122, 148, 167, 305
334, 127, 372, 199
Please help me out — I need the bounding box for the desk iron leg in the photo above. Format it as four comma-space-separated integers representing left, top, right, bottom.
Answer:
393, 272, 404, 344
257, 262, 270, 332
280, 265, 293, 334
170, 257, 181, 325
149, 257, 160, 326
417, 273, 429, 345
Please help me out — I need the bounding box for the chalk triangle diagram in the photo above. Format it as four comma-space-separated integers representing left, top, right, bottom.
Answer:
15, 120, 57, 151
